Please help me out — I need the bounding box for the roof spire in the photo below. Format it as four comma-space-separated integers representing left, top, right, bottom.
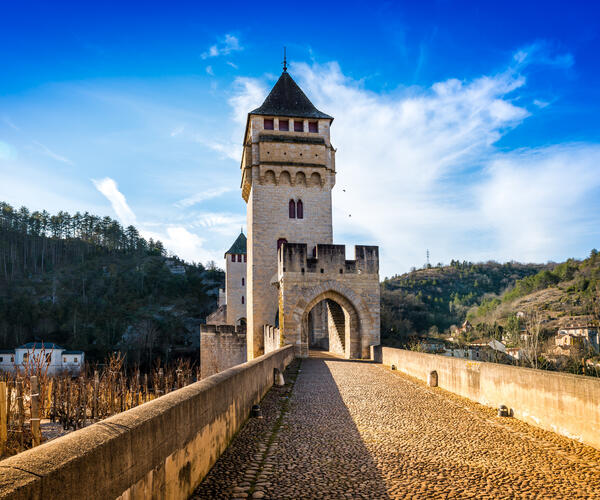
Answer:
282, 46, 287, 72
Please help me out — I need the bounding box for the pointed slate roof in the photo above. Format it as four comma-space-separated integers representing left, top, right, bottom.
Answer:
250, 71, 333, 120
225, 231, 247, 257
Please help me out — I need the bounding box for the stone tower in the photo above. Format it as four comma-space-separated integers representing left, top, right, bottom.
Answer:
224, 231, 247, 326
241, 68, 337, 359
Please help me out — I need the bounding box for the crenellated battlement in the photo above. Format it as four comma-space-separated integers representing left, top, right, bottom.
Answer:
278, 243, 379, 276
200, 324, 246, 336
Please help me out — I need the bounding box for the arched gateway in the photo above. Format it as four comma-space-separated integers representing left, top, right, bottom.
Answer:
277, 243, 380, 359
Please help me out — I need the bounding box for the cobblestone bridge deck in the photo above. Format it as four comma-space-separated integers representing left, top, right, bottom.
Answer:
193, 352, 600, 499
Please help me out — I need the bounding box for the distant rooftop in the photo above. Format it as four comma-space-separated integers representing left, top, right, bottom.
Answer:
17, 342, 64, 350
250, 71, 333, 120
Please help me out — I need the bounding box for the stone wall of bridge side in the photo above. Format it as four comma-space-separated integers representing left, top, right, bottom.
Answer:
382, 347, 600, 450
0, 346, 294, 500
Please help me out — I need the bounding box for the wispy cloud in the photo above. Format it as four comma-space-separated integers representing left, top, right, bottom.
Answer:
227, 49, 598, 274
32, 140, 74, 165
170, 125, 185, 137
226, 61, 238, 69
3, 117, 20, 131
92, 177, 137, 226
206, 65, 215, 76
513, 41, 574, 69
140, 226, 215, 264
201, 34, 243, 59
174, 187, 233, 208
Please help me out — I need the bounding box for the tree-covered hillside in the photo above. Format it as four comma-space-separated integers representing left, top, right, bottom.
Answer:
468, 250, 600, 330
0, 202, 224, 367
381, 261, 547, 345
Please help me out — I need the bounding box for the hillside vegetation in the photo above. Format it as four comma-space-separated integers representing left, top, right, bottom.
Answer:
468, 250, 600, 332
381, 261, 548, 345
0, 202, 224, 367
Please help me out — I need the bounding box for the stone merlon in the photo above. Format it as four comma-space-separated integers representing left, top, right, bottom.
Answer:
278, 243, 379, 276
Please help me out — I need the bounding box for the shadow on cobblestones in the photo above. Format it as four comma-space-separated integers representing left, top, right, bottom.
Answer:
192, 353, 390, 499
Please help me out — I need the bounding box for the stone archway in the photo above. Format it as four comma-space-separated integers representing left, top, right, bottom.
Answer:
301, 290, 361, 359
279, 278, 377, 360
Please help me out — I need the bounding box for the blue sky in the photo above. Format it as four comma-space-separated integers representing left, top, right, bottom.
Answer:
1, 1, 599, 277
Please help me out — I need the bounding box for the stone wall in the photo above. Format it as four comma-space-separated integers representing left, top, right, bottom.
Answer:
0, 346, 294, 500
200, 325, 247, 379
243, 114, 335, 361
382, 347, 600, 450
279, 244, 380, 358
263, 325, 280, 354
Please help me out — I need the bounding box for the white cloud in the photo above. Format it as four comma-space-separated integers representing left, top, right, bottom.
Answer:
92, 177, 137, 226
174, 187, 233, 208
3, 117, 20, 131
533, 99, 550, 109
140, 226, 216, 264
32, 140, 74, 165
170, 125, 185, 137
476, 145, 600, 260
201, 34, 243, 59
206, 65, 214, 76
227, 61, 239, 69
226, 54, 599, 275
513, 42, 574, 69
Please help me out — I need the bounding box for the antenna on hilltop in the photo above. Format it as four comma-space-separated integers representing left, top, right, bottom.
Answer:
426, 249, 430, 267
282, 46, 287, 72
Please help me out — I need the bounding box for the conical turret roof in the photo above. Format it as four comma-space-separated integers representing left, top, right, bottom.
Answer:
250, 71, 333, 120
224, 231, 247, 257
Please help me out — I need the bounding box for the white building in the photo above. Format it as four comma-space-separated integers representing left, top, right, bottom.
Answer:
0, 342, 84, 376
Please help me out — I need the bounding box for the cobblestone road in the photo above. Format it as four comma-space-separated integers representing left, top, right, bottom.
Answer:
192, 352, 600, 499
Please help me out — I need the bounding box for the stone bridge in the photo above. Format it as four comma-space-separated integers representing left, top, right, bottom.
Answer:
192, 351, 600, 499
1, 347, 599, 499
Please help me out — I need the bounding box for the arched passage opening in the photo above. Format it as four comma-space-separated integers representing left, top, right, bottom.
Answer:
301, 291, 361, 358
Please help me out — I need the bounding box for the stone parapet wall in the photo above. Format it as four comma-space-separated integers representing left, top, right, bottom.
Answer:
0, 346, 294, 500
381, 347, 600, 450
200, 326, 247, 379
263, 325, 280, 354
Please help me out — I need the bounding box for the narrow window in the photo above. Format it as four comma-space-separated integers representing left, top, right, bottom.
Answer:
313, 247, 317, 257
264, 118, 274, 130
289, 199, 296, 218
296, 199, 303, 219
0, 357, 3, 363
63, 357, 67, 363
243, 254, 247, 262
308, 121, 318, 133
10, 356, 14, 363
294, 120, 304, 132
279, 119, 289, 131
74, 357, 78, 363
242, 277, 245, 286
241, 296, 245, 304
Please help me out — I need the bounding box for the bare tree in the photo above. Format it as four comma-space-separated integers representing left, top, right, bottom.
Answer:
522, 310, 544, 369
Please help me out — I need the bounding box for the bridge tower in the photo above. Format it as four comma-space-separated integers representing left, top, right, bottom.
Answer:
241, 66, 336, 359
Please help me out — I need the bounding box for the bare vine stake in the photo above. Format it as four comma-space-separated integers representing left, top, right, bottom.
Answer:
143, 373, 148, 403
51, 378, 57, 423
93, 371, 99, 421
65, 379, 71, 431
17, 380, 24, 449
30, 376, 41, 446
0, 382, 7, 455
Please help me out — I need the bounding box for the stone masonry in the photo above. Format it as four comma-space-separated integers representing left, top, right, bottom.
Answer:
241, 68, 380, 360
